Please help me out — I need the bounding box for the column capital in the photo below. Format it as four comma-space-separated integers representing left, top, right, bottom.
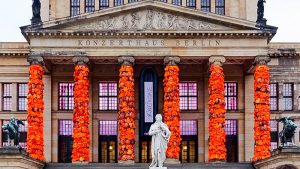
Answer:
209, 55, 226, 66
27, 53, 44, 65
118, 55, 135, 66
164, 56, 180, 66
73, 55, 89, 65
254, 55, 271, 65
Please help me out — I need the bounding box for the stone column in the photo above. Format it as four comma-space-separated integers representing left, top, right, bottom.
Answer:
72, 55, 90, 163
27, 53, 45, 161
207, 56, 226, 162
244, 74, 254, 161
118, 56, 136, 164
253, 55, 271, 161
163, 56, 181, 164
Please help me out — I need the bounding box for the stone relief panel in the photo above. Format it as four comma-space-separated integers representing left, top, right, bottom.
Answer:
67, 9, 232, 31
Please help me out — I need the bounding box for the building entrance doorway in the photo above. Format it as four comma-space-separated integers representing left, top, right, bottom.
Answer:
139, 67, 158, 163
225, 120, 238, 162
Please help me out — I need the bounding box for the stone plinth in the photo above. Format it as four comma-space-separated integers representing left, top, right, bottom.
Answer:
253, 146, 300, 169
149, 167, 167, 169
0, 147, 45, 169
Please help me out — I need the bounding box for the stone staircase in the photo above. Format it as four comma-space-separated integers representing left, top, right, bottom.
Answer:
44, 163, 254, 169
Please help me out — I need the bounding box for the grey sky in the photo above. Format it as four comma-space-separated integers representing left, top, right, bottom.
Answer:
0, 0, 299, 42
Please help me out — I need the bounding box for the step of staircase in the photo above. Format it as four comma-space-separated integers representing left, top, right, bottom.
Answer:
44, 163, 254, 169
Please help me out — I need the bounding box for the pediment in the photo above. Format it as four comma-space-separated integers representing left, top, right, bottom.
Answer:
26, 0, 263, 33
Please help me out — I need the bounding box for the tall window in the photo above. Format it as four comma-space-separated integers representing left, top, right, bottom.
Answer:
114, 0, 123, 6
215, 0, 225, 15
270, 83, 278, 111
283, 83, 293, 111
172, 0, 182, 6
99, 0, 109, 9
201, 0, 210, 12
225, 120, 238, 162
2, 83, 12, 111
187, 0, 196, 8
159, 0, 167, 2
18, 83, 27, 111
85, 0, 95, 13
99, 120, 117, 163
179, 82, 197, 110
270, 120, 278, 150
99, 82, 118, 111
128, 0, 139, 3
224, 82, 238, 111
180, 120, 197, 163
58, 120, 73, 163
58, 83, 74, 110
70, 0, 80, 16
2, 120, 27, 149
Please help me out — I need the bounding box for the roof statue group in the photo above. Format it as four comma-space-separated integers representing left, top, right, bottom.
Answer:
2, 117, 24, 147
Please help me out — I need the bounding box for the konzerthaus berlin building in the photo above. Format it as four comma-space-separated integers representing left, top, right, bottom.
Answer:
0, 0, 300, 164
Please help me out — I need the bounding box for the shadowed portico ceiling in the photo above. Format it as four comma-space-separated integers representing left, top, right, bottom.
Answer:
21, 0, 277, 41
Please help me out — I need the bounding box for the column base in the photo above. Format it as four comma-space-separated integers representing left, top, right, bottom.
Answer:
72, 161, 89, 164
210, 160, 226, 163
164, 158, 181, 164
118, 160, 135, 165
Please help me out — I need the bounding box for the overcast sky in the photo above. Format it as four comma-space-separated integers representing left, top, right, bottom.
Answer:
0, 0, 299, 42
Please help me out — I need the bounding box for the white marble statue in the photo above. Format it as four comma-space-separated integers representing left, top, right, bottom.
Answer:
149, 114, 171, 169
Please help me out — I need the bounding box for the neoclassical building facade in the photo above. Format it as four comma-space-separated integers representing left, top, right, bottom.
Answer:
0, 0, 300, 164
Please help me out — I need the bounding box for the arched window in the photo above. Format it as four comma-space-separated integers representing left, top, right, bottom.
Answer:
186, 0, 196, 9
99, 0, 109, 9
172, 0, 182, 6
201, 0, 210, 12
70, 0, 80, 16
85, 0, 95, 13
215, 0, 225, 15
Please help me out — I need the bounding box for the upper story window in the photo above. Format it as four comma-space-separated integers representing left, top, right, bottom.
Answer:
99, 0, 109, 9
172, 0, 182, 6
224, 82, 237, 111
70, 0, 80, 16
180, 120, 197, 135
128, 0, 139, 3
2, 83, 12, 111
114, 0, 124, 6
283, 83, 293, 111
187, 0, 196, 8
270, 83, 278, 111
159, 0, 167, 2
201, 0, 210, 12
215, 0, 225, 15
18, 83, 28, 111
99, 82, 118, 111
85, 0, 95, 13
179, 82, 197, 111
59, 83, 74, 111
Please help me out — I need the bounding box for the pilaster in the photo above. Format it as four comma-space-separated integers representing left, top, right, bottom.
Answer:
11, 83, 17, 112
44, 74, 52, 162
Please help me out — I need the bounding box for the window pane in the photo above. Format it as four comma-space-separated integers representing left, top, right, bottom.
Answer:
187, 0, 196, 8
180, 120, 197, 135
269, 83, 278, 111
18, 84, 28, 111
58, 120, 73, 163
99, 82, 118, 110
59, 83, 74, 110
114, 0, 123, 6
70, 0, 80, 16
270, 120, 278, 150
215, 0, 225, 15
128, 0, 139, 3
85, 0, 95, 13
283, 83, 293, 110
99, 120, 117, 136
172, 0, 182, 6
201, 0, 210, 12
180, 82, 198, 110
225, 120, 237, 136
100, 0, 109, 9
225, 82, 238, 111
3, 83, 12, 111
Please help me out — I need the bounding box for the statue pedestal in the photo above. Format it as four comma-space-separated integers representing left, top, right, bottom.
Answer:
118, 160, 135, 164
149, 167, 167, 169
253, 146, 300, 169
0, 146, 45, 169
164, 158, 180, 164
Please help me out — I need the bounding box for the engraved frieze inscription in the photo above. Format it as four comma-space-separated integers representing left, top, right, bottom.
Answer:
75, 9, 230, 31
